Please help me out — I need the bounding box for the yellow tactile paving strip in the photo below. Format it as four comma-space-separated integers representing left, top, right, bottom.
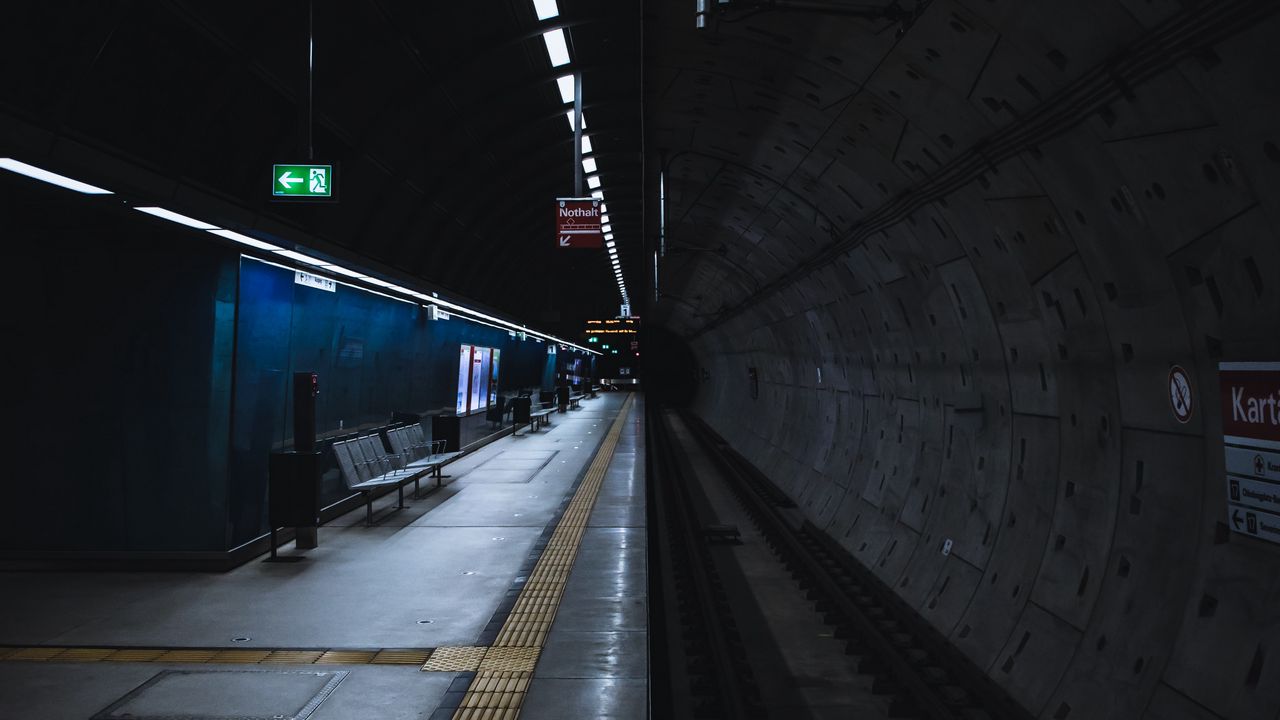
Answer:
448, 394, 634, 719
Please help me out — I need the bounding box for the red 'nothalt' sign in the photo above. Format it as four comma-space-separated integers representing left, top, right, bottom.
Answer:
555, 198, 602, 249
1221, 363, 1280, 449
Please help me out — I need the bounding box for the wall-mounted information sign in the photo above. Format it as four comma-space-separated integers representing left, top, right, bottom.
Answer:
555, 197, 602, 248
295, 270, 335, 292
1221, 362, 1280, 544
273, 163, 334, 199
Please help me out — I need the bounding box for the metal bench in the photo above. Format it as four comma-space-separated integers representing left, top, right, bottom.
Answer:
332, 436, 430, 526
529, 407, 555, 432
568, 393, 585, 410
388, 426, 463, 486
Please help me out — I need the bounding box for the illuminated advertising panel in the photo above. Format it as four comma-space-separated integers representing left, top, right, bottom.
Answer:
456, 345, 473, 415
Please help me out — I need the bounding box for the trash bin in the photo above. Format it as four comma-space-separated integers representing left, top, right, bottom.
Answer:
432, 414, 462, 452
510, 396, 532, 425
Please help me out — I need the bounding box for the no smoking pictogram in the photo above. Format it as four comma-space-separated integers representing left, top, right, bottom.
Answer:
1169, 365, 1194, 423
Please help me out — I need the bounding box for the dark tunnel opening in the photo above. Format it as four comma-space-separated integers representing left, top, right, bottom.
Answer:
640, 324, 698, 407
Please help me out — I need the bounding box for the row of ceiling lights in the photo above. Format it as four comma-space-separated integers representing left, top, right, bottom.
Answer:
0, 157, 599, 354
533, 0, 629, 310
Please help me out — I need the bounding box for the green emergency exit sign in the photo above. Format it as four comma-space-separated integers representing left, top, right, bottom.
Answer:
272, 164, 333, 198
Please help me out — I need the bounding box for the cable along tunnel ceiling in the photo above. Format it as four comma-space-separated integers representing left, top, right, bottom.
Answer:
0, 1, 642, 334
648, 1, 1280, 719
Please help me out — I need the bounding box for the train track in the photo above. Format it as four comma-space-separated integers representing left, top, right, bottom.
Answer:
648, 403, 1032, 720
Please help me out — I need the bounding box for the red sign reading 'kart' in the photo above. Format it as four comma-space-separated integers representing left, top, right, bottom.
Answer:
1221, 363, 1280, 450
555, 198, 602, 248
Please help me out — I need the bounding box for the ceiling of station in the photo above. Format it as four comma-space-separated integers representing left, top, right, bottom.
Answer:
0, 0, 643, 336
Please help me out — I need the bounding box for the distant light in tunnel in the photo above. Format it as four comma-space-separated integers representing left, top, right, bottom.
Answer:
543, 29, 570, 67
532, 0, 559, 21
0, 158, 113, 195
556, 74, 574, 103
134, 206, 218, 230
582, 157, 597, 174
587, 175, 601, 189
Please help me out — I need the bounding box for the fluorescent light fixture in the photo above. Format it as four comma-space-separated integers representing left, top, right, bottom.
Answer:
587, 175, 601, 190
600, 203, 608, 213
582, 158, 597, 174
696, 14, 706, 28
0, 158, 113, 195
134, 206, 218, 230
612, 259, 620, 265
696, 0, 707, 10
606, 240, 616, 248
604, 233, 614, 241
590, 190, 604, 200
363, 277, 399, 288
322, 265, 369, 279
602, 224, 613, 234
543, 29, 570, 68
533, 0, 559, 20
601, 213, 610, 224
274, 249, 328, 266
581, 136, 593, 154
566, 110, 587, 131
556, 74, 574, 104
207, 229, 281, 251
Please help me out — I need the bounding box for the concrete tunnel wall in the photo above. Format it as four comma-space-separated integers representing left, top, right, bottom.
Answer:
667, 4, 1280, 720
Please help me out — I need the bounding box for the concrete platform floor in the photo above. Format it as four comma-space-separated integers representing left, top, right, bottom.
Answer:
0, 391, 645, 720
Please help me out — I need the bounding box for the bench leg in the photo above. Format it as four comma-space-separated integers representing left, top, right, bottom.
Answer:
365, 492, 373, 527
397, 484, 406, 509
413, 476, 421, 499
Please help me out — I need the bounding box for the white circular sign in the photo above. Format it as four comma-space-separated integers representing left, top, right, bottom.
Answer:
1169, 365, 1194, 423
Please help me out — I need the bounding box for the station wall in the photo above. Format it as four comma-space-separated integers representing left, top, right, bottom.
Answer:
0, 177, 573, 555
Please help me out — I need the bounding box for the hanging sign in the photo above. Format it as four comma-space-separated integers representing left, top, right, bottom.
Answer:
555, 197, 602, 248
1221, 362, 1280, 545
272, 163, 335, 199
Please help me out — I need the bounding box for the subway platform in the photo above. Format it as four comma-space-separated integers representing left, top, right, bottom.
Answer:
0, 392, 645, 720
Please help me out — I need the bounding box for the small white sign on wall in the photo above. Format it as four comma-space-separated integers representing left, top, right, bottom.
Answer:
294, 270, 335, 292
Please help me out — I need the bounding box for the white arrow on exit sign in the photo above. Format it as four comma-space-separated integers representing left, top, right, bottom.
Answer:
277, 171, 304, 189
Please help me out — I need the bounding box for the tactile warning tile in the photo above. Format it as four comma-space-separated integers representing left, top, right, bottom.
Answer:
314, 649, 378, 665
478, 646, 541, 672
453, 671, 531, 719
370, 649, 432, 665
155, 649, 220, 663
105, 648, 167, 662
7, 647, 67, 661
54, 648, 116, 663
261, 650, 325, 664
421, 646, 487, 672
208, 649, 273, 664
